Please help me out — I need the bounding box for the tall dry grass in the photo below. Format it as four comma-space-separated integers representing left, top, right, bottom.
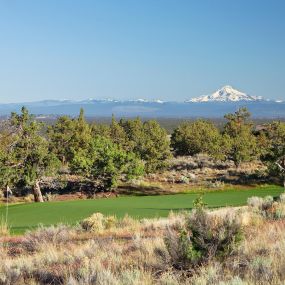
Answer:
0, 217, 9, 237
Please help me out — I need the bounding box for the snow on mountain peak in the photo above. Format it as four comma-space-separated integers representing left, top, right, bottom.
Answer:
187, 86, 263, 102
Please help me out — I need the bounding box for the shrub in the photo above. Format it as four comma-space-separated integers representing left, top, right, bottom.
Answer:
249, 257, 273, 283
164, 227, 202, 270
80, 212, 118, 232
23, 224, 73, 252
117, 214, 139, 229
105, 215, 117, 229
274, 204, 285, 219
279, 193, 285, 203
247, 195, 285, 219
80, 213, 105, 232
164, 209, 243, 270
188, 210, 243, 261
193, 194, 207, 210
247, 196, 264, 209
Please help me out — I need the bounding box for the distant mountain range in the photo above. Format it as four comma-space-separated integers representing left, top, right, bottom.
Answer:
0, 86, 284, 118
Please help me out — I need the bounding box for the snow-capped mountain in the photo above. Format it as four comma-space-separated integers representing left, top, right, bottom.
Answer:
187, 86, 264, 103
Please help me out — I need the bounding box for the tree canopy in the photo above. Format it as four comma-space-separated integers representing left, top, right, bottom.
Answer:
1, 107, 60, 201
223, 108, 258, 167
171, 120, 223, 157
71, 136, 144, 190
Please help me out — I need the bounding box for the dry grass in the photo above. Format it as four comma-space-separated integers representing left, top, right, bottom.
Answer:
0, 217, 10, 237
1, 197, 285, 284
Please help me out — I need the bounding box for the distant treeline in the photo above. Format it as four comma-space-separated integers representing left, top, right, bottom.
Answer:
2, 115, 284, 134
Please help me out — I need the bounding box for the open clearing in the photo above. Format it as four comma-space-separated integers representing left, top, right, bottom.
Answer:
1, 185, 283, 234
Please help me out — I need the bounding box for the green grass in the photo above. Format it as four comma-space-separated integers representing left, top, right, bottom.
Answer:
0, 185, 284, 234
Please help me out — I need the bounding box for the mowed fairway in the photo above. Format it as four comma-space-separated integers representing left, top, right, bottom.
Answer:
1, 185, 284, 234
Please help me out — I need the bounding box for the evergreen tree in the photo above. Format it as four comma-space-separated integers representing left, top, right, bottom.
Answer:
141, 120, 172, 172
109, 115, 127, 146
119, 117, 144, 152
224, 107, 258, 167
71, 136, 144, 190
4, 107, 59, 202
171, 120, 227, 159
48, 108, 91, 165
120, 118, 172, 172
259, 121, 285, 187
47, 115, 74, 165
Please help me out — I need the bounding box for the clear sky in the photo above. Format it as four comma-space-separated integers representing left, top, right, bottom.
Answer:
0, 0, 285, 103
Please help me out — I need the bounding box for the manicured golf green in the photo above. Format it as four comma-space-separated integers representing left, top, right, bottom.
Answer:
1, 185, 284, 234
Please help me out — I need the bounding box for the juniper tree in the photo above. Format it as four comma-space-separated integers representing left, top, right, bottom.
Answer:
171, 120, 225, 158
259, 121, 285, 187
2, 107, 60, 202
48, 108, 91, 165
223, 107, 258, 167
71, 136, 144, 191
119, 118, 172, 172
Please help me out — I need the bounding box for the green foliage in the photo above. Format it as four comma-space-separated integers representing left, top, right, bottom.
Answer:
91, 123, 111, 139
188, 210, 243, 259
71, 136, 144, 190
1, 107, 60, 188
0, 143, 17, 188
171, 120, 227, 159
139, 120, 172, 172
260, 121, 285, 161
164, 228, 202, 270
47, 116, 75, 164
224, 107, 258, 166
224, 107, 251, 136
119, 117, 144, 151
70, 108, 92, 154
165, 209, 243, 269
254, 121, 285, 185
48, 108, 92, 165
110, 115, 128, 147
193, 194, 207, 210
106, 117, 172, 173
1, 108, 170, 195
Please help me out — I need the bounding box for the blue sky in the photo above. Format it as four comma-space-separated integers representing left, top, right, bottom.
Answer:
0, 0, 285, 103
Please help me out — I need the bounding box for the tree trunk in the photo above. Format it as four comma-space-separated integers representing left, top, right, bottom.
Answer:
33, 181, 44, 202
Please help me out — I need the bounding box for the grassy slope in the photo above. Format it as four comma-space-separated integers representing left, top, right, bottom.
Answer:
0, 185, 283, 234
